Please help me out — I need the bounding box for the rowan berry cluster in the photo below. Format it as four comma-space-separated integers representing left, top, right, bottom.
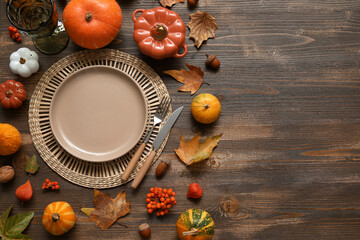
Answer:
8, 26, 21, 42
146, 187, 176, 216
42, 179, 60, 190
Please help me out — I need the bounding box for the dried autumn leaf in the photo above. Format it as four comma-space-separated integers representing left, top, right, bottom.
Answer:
80, 208, 93, 217
164, 64, 204, 95
175, 133, 222, 165
188, 11, 218, 48
159, 0, 184, 7
82, 189, 130, 230
25, 155, 39, 174
81, 208, 127, 227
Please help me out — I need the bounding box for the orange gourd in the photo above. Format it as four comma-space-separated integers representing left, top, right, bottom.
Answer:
176, 209, 215, 240
42, 201, 76, 236
191, 93, 221, 124
62, 0, 122, 49
0, 123, 22, 156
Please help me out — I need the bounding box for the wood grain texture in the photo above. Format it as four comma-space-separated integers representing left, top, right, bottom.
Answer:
1, 0, 360, 239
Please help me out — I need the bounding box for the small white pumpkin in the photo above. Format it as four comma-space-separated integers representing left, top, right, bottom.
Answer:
9, 47, 39, 78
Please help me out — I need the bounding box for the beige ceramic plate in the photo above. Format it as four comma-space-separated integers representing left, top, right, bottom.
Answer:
50, 66, 148, 162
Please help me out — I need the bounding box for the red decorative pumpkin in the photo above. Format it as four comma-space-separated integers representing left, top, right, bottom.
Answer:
133, 7, 187, 59
63, 0, 122, 49
0, 80, 26, 109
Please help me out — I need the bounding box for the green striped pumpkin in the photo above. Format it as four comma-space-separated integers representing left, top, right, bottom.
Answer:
176, 208, 215, 240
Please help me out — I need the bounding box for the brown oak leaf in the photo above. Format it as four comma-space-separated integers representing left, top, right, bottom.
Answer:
81, 189, 130, 230
164, 64, 204, 95
175, 133, 222, 165
188, 11, 218, 48
159, 0, 184, 7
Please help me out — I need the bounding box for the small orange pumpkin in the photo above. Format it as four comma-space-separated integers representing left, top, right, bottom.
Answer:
191, 93, 221, 124
0, 80, 27, 109
42, 201, 76, 236
62, 0, 122, 49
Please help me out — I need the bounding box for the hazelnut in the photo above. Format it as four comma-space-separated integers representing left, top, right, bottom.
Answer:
206, 54, 220, 69
188, 0, 199, 6
139, 223, 151, 238
155, 159, 170, 177
0, 166, 15, 183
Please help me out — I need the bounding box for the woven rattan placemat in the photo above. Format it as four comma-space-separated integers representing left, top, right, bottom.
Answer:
29, 49, 171, 188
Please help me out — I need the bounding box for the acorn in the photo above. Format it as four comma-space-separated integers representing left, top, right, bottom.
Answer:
155, 159, 170, 177
139, 223, 151, 238
206, 54, 220, 69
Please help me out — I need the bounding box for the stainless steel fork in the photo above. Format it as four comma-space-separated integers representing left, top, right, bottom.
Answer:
121, 97, 171, 181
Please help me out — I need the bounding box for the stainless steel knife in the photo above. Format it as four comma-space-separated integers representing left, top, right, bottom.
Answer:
132, 106, 184, 189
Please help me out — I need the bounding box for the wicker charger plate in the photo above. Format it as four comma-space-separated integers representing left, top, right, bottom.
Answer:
29, 49, 171, 188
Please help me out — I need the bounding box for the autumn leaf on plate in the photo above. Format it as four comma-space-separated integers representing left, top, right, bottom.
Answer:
175, 133, 222, 165
159, 0, 184, 7
188, 11, 218, 48
164, 64, 204, 95
25, 155, 39, 174
81, 190, 130, 230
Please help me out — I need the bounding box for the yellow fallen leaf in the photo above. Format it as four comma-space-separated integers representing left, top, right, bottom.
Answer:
175, 133, 222, 165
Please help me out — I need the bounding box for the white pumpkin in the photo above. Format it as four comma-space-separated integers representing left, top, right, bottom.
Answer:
9, 47, 39, 78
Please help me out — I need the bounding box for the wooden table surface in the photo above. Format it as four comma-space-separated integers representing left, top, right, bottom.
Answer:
1, 0, 360, 239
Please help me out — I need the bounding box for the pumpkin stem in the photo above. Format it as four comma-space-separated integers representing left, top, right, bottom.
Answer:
51, 213, 60, 222
85, 12, 93, 22
5, 90, 13, 98
183, 228, 199, 236
203, 104, 210, 109
19, 57, 26, 64
151, 24, 168, 41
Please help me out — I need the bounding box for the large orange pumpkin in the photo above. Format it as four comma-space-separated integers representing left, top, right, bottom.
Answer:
62, 0, 122, 49
191, 93, 221, 124
42, 201, 76, 236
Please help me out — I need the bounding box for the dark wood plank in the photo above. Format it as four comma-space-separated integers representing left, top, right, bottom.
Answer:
1, 0, 360, 239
